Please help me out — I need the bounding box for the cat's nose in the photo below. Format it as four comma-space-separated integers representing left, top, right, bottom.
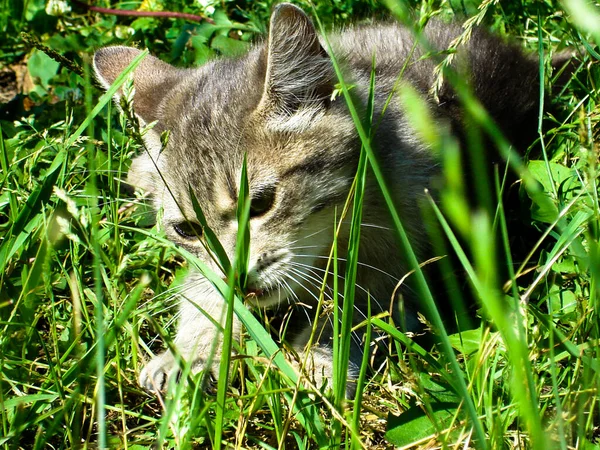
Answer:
255, 251, 283, 271
256, 252, 269, 269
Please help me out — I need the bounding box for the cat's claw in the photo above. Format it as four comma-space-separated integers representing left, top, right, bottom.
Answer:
138, 351, 177, 393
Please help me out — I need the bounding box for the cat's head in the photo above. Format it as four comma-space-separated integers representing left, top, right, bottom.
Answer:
94, 4, 358, 306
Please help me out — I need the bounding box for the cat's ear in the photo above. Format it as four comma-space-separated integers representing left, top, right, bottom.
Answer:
94, 46, 179, 194
93, 46, 181, 125
259, 3, 334, 116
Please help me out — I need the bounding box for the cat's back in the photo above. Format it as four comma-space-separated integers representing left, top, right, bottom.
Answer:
327, 19, 539, 144
328, 22, 419, 69
326, 21, 460, 87
327, 20, 537, 100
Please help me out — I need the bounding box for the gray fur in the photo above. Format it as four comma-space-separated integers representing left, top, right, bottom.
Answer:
93, 4, 540, 396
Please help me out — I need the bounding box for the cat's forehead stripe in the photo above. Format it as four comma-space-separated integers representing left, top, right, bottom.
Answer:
227, 175, 238, 202
214, 177, 237, 212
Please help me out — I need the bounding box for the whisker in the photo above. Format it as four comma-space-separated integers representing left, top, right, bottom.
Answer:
147, 309, 183, 347
292, 254, 400, 282
283, 269, 366, 349
287, 226, 331, 247
280, 273, 315, 326
286, 266, 333, 300
137, 284, 184, 311
340, 221, 394, 231
282, 269, 326, 305
288, 245, 326, 251
287, 261, 387, 314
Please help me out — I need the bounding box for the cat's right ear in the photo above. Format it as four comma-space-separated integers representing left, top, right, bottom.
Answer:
93, 46, 180, 194
258, 3, 334, 117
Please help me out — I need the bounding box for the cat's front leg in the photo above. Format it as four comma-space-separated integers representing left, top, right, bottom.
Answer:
139, 282, 241, 393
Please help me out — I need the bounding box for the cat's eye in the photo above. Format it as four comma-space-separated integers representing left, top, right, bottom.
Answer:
173, 221, 203, 239
250, 186, 276, 218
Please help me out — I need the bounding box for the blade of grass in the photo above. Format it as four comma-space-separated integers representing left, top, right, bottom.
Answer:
83, 54, 105, 450
351, 298, 371, 450
214, 155, 250, 448
65, 50, 149, 149
235, 155, 251, 291
537, 12, 557, 199
334, 55, 373, 405
563, 0, 600, 47
0, 152, 64, 275
0, 127, 17, 222
189, 186, 231, 275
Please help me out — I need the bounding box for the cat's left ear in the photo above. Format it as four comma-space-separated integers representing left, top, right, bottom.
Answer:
259, 3, 334, 115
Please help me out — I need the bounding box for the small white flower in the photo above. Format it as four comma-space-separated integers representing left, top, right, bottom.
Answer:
195, 0, 216, 15
45, 0, 71, 17
115, 26, 135, 40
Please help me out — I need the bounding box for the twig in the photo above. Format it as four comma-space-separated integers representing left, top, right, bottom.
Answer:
72, 0, 215, 24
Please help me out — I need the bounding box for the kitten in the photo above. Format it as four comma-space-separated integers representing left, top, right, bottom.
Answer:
93, 3, 542, 396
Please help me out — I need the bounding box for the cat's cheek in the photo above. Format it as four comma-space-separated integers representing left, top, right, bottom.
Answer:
127, 154, 158, 193
127, 132, 164, 194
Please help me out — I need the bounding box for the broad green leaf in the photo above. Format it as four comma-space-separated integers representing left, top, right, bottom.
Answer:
386, 374, 462, 446
549, 287, 577, 316
529, 190, 558, 223
551, 257, 577, 274
448, 326, 491, 356
386, 404, 459, 447
28, 49, 60, 89
211, 35, 250, 57
528, 160, 575, 195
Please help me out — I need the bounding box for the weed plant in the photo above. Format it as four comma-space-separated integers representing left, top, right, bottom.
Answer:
1, 0, 599, 448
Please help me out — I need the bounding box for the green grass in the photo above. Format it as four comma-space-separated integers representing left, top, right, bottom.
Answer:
1, 0, 600, 448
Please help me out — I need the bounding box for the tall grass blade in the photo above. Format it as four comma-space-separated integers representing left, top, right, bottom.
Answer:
0, 150, 64, 274
84, 56, 106, 450
215, 155, 250, 448
65, 50, 148, 149
334, 57, 374, 403
189, 186, 231, 275
537, 13, 557, 199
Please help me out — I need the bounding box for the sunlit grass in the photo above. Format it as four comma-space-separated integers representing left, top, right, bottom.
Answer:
1, 0, 599, 448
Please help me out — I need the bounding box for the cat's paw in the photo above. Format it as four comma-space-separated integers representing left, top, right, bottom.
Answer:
138, 351, 178, 392
138, 350, 221, 393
